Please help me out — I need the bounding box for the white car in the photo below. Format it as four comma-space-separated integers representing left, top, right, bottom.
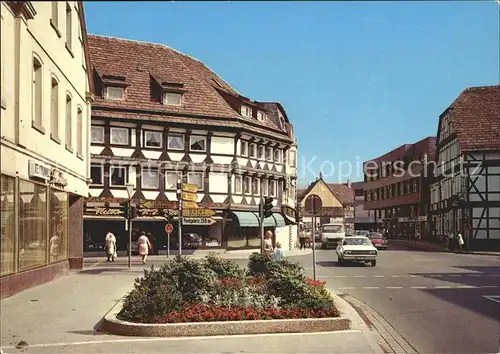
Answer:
336, 236, 378, 267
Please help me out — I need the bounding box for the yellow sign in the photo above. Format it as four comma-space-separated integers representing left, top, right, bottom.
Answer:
183, 183, 198, 193
141, 200, 172, 209
182, 201, 198, 209
182, 192, 197, 202
182, 208, 215, 217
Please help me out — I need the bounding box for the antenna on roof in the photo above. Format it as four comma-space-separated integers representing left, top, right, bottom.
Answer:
319, 171, 323, 180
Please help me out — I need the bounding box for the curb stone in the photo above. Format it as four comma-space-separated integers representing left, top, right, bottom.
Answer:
339, 294, 419, 354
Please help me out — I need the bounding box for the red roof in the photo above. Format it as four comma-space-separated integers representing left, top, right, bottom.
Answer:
439, 85, 500, 152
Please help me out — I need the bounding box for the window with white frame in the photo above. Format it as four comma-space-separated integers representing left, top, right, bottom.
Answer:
90, 164, 103, 185
274, 149, 281, 163
168, 134, 184, 150
244, 176, 251, 194
241, 105, 252, 117
142, 168, 159, 189
235, 175, 242, 194
278, 115, 286, 131
257, 111, 266, 122
32, 57, 43, 128
266, 147, 273, 161
144, 130, 162, 148
110, 127, 129, 145
77, 107, 83, 156
165, 172, 181, 190
250, 143, 257, 158
258, 146, 265, 160
190, 135, 206, 152
269, 180, 277, 197
163, 92, 182, 106
50, 77, 59, 140
188, 172, 204, 191
252, 178, 260, 195
65, 2, 72, 50
105, 86, 124, 100
110, 166, 128, 186
240, 141, 248, 156
91, 126, 105, 143
65, 94, 72, 150
289, 150, 297, 167
261, 179, 268, 196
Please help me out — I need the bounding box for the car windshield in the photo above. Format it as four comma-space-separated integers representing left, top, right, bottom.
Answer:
323, 225, 344, 233
343, 237, 372, 246
355, 230, 369, 235
369, 233, 383, 239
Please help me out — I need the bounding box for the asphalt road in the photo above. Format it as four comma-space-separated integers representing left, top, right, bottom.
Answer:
299, 243, 500, 354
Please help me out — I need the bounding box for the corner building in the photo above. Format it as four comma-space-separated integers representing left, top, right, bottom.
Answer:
85, 36, 299, 253
1, 1, 93, 296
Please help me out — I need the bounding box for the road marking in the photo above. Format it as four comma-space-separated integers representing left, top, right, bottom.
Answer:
487, 274, 500, 277
317, 275, 328, 278
411, 286, 427, 289
338, 287, 357, 290
362, 286, 380, 289
354, 275, 366, 278
429, 275, 443, 278
332, 275, 347, 278
480, 285, 499, 288
449, 274, 462, 277
409, 275, 419, 278
482, 295, 500, 304
434, 285, 452, 288
467, 274, 482, 277
0, 330, 363, 349
455, 285, 475, 288
386, 286, 403, 289
372, 275, 385, 278
392, 275, 405, 278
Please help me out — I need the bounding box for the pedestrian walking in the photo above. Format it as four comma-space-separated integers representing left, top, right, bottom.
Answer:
138, 231, 152, 264
274, 242, 284, 261
457, 232, 464, 253
299, 230, 306, 250
444, 232, 450, 251
105, 231, 117, 262
264, 230, 274, 255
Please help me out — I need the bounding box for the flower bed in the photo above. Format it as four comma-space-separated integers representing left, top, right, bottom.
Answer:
117, 253, 340, 324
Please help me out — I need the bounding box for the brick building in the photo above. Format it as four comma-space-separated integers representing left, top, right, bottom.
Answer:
363, 137, 436, 238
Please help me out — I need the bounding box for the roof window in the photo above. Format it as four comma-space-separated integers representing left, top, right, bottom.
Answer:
163, 92, 183, 106
241, 105, 252, 117
257, 111, 267, 122
105, 86, 124, 100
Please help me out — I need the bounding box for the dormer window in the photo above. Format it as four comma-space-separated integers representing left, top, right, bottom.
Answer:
241, 105, 252, 117
278, 115, 287, 131
257, 111, 267, 122
163, 92, 182, 106
106, 86, 124, 100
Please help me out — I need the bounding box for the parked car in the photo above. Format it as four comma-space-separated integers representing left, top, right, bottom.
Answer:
368, 232, 388, 250
321, 223, 346, 249
183, 233, 203, 249
336, 236, 378, 267
354, 230, 370, 236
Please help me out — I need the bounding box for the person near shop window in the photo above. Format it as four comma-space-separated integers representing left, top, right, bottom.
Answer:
264, 231, 274, 255
457, 232, 464, 253
299, 230, 306, 250
138, 231, 152, 264
105, 231, 117, 262
49, 233, 60, 261
274, 242, 284, 261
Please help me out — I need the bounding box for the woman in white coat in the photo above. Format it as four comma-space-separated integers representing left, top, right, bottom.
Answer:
105, 231, 117, 262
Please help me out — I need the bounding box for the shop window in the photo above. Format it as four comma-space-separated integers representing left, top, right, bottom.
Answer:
19, 180, 47, 270
253, 178, 260, 195
142, 168, 159, 189
189, 135, 206, 152
188, 172, 204, 191
240, 141, 248, 156
49, 189, 68, 263
399, 182, 404, 196
90, 164, 104, 185
1, 175, 16, 276
235, 175, 242, 194
261, 179, 268, 196
91, 126, 104, 143
244, 176, 251, 195
110, 166, 128, 186
165, 172, 181, 190
167, 134, 184, 150
144, 131, 162, 148
249, 144, 256, 158
412, 179, 418, 193
110, 127, 129, 145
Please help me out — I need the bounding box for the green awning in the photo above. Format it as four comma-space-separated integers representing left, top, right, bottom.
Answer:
231, 211, 260, 227
272, 213, 286, 227
251, 212, 287, 227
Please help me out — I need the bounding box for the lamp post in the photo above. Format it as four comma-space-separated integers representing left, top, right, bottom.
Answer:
126, 183, 134, 268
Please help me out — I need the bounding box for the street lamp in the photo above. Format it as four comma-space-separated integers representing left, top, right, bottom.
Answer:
126, 183, 134, 268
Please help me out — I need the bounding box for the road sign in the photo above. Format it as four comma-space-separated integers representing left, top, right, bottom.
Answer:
182, 192, 197, 202
182, 208, 216, 217
182, 217, 216, 225
305, 194, 322, 215
141, 200, 172, 209
182, 201, 198, 209
182, 183, 198, 193
165, 223, 173, 234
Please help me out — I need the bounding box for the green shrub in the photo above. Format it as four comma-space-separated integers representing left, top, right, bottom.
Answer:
203, 253, 245, 279
247, 252, 274, 275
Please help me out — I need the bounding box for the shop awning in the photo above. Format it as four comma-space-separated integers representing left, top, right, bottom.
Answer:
272, 213, 286, 227
251, 212, 286, 227
231, 211, 260, 227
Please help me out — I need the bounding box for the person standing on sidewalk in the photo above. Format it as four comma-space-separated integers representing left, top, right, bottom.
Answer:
457, 232, 464, 253
264, 230, 274, 255
105, 231, 117, 262
444, 232, 450, 251
299, 230, 306, 250
274, 242, 284, 261
138, 231, 152, 264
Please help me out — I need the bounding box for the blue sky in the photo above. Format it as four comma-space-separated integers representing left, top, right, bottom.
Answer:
84, 1, 499, 187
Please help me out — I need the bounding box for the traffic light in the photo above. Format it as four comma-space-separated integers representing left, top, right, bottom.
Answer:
263, 197, 274, 218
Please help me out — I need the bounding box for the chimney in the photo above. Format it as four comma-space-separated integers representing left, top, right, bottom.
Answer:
319, 171, 323, 180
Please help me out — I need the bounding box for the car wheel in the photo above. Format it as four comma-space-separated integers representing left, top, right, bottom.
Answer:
371, 260, 377, 267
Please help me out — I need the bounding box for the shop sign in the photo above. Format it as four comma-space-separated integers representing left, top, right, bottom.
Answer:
182, 217, 216, 225
182, 208, 216, 217
398, 217, 409, 222
49, 169, 68, 188
28, 160, 51, 181
93, 207, 124, 216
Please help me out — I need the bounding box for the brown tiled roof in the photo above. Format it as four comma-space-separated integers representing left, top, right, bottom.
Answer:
364, 137, 436, 166
87, 35, 293, 139
326, 183, 354, 205
440, 85, 500, 152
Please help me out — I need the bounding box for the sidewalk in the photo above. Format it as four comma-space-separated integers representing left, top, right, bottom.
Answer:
390, 239, 500, 256
0, 254, 380, 354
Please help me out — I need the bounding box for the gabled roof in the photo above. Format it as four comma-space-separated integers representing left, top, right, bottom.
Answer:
297, 179, 354, 206
87, 35, 293, 138
437, 85, 500, 152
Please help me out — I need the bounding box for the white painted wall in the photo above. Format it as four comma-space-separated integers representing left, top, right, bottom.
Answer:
209, 172, 228, 193
211, 136, 234, 155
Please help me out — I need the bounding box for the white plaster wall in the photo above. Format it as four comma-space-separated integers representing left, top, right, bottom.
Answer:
275, 226, 289, 250
209, 172, 228, 193
211, 136, 234, 155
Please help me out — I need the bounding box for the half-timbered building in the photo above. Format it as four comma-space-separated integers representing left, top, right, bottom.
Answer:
430, 85, 500, 251
85, 35, 298, 253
